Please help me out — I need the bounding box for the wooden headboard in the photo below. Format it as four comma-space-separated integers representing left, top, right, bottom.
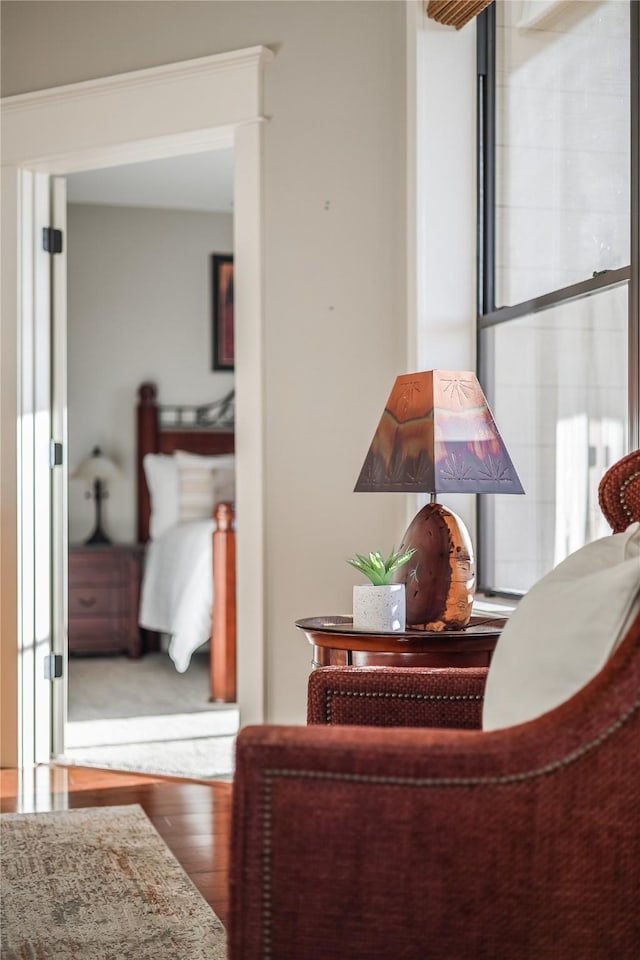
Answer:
136, 381, 235, 544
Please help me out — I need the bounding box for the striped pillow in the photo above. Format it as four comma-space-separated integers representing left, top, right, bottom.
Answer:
143, 453, 180, 539
174, 451, 235, 522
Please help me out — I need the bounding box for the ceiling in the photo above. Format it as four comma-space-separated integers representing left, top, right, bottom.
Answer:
66, 149, 234, 213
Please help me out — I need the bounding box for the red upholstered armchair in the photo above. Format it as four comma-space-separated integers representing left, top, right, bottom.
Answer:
229, 453, 640, 959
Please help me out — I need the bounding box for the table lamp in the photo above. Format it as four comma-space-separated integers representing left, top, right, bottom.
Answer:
355, 370, 524, 631
72, 446, 120, 545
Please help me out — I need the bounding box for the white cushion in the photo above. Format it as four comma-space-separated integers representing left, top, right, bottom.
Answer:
142, 453, 179, 540
174, 450, 235, 522
482, 522, 640, 731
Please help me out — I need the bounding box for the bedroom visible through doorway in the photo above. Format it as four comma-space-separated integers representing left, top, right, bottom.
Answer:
64, 150, 239, 780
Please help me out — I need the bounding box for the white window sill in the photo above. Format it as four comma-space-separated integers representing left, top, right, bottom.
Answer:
473, 593, 520, 619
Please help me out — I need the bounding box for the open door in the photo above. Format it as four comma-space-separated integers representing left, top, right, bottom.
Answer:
50, 176, 68, 759
16, 173, 67, 767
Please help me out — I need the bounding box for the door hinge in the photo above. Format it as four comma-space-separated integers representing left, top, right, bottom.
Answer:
50, 440, 63, 467
42, 227, 63, 254
44, 653, 64, 680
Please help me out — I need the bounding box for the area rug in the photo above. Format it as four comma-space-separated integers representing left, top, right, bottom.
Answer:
0, 804, 227, 959
64, 706, 238, 780
62, 732, 236, 781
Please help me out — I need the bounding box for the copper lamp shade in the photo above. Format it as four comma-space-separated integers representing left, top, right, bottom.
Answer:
355, 371, 524, 631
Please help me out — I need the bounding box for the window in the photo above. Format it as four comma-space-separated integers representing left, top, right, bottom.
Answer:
477, 0, 639, 594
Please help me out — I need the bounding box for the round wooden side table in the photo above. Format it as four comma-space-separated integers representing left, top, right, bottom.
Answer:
295, 614, 506, 669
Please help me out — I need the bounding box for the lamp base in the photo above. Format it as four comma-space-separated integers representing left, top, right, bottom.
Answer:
85, 525, 112, 546
84, 477, 112, 546
391, 502, 475, 631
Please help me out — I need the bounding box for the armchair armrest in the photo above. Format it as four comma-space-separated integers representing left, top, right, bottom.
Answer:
307, 665, 488, 728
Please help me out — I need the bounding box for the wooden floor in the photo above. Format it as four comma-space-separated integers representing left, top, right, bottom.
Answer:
0, 764, 232, 929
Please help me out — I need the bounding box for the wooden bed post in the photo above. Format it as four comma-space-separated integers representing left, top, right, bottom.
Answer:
137, 382, 159, 544
211, 502, 237, 703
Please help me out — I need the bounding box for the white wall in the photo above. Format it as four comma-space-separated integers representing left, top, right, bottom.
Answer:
1, 0, 408, 730
416, 15, 477, 373
410, 8, 478, 538
67, 203, 234, 545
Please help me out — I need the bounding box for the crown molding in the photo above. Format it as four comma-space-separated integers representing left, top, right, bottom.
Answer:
1, 46, 274, 114
1, 46, 273, 170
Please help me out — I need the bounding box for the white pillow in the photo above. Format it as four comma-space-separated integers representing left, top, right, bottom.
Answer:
482, 522, 640, 731
174, 450, 235, 522
142, 453, 179, 540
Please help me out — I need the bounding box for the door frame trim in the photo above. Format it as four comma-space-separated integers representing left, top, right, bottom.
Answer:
1, 45, 271, 766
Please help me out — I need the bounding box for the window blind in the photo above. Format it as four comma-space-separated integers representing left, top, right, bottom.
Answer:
426, 0, 493, 30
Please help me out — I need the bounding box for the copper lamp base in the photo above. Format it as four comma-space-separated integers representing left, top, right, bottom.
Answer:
392, 502, 476, 631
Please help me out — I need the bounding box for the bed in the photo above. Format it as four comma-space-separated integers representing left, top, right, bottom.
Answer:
135, 381, 237, 703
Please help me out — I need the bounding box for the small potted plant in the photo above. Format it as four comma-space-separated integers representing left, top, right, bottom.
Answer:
347, 547, 415, 632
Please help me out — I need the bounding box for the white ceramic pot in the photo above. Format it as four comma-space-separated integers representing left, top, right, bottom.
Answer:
352, 583, 406, 632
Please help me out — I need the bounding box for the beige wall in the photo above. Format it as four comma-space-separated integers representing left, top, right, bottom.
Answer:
0, 0, 407, 755
67, 203, 234, 544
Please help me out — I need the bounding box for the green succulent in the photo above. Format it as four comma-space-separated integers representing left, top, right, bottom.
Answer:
346, 547, 416, 586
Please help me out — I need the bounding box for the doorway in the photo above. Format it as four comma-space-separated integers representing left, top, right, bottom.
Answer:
1, 47, 271, 769
62, 151, 239, 778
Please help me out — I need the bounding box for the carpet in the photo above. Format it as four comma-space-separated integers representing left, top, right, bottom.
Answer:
0, 804, 227, 960
67, 651, 218, 722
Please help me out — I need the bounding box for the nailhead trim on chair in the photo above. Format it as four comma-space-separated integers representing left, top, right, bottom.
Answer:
619, 471, 640, 522
324, 688, 484, 724
258, 696, 640, 958
261, 776, 273, 959
599, 451, 640, 531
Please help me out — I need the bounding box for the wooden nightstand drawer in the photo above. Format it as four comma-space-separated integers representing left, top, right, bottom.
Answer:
67, 617, 134, 655
68, 586, 122, 618
68, 553, 129, 586
68, 544, 143, 657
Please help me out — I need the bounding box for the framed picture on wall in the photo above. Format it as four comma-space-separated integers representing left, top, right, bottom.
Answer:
211, 254, 234, 371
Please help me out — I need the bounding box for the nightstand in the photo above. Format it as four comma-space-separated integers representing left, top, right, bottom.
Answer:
68, 544, 143, 657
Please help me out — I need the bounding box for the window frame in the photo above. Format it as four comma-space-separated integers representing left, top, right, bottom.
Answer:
476, 0, 640, 595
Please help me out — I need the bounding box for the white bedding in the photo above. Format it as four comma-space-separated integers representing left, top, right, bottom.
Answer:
138, 519, 214, 672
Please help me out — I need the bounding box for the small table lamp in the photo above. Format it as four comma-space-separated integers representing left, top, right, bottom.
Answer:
355, 370, 524, 631
72, 446, 120, 545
